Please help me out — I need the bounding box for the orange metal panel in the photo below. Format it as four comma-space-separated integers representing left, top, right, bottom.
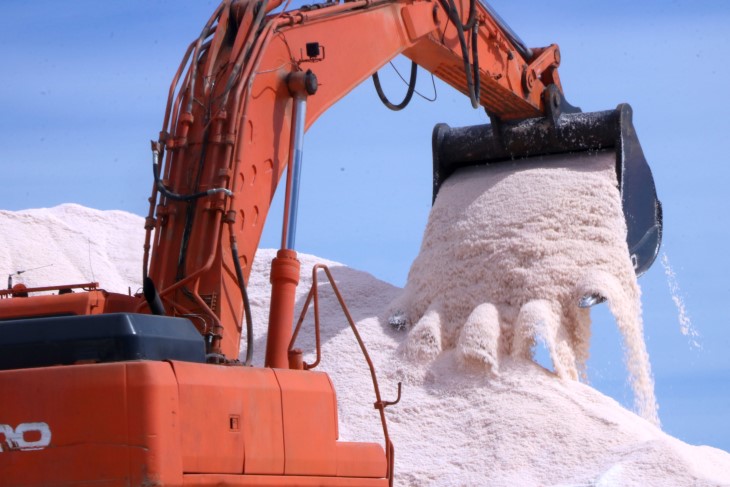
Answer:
0, 290, 102, 319
401, 1, 438, 41
183, 474, 388, 486
170, 361, 285, 476
171, 361, 247, 474
0, 361, 183, 486
0, 290, 139, 320
238, 368, 285, 475
125, 361, 184, 485
336, 442, 387, 479
273, 369, 339, 476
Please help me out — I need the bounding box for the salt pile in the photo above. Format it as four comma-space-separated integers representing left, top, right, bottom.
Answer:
2, 205, 730, 486
0, 204, 143, 294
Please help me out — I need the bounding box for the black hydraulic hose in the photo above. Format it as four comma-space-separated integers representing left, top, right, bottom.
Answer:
471, 20, 480, 104
149, 140, 231, 284
176, 130, 212, 280
461, 0, 477, 31
438, 0, 479, 108
231, 239, 254, 366
187, 1, 227, 114
176, 201, 197, 281
372, 61, 418, 111
143, 277, 167, 316
220, 0, 270, 108
151, 142, 233, 202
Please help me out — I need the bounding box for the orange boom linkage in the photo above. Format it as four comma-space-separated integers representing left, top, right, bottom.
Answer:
0, 0, 662, 485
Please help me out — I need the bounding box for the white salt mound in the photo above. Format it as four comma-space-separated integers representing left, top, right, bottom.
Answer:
2, 205, 730, 486
389, 152, 658, 424
251, 250, 730, 487
0, 204, 143, 294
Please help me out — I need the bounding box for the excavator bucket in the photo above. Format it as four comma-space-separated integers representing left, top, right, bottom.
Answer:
432, 101, 662, 276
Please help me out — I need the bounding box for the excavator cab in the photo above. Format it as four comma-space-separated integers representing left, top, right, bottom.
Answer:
432, 87, 662, 276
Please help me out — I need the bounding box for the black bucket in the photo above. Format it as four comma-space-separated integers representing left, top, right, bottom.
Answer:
432, 103, 662, 276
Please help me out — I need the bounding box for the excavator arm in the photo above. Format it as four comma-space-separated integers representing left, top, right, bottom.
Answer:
146, 0, 567, 361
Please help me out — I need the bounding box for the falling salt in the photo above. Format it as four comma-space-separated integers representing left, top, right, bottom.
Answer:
390, 151, 659, 424
661, 253, 701, 349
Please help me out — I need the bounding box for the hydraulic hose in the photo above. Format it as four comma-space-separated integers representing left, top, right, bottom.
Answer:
438, 0, 480, 108
231, 236, 254, 366
220, 0, 270, 108
471, 16, 480, 102
372, 61, 418, 111
150, 141, 233, 202
461, 0, 478, 31
186, 1, 227, 115
143, 277, 167, 316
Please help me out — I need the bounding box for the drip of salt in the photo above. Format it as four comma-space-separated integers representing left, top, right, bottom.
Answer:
661, 252, 701, 349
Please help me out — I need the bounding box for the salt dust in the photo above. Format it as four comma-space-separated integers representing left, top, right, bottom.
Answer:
661, 252, 701, 349
2, 205, 730, 486
389, 151, 658, 424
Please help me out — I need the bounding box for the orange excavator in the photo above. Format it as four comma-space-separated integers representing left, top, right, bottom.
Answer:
0, 0, 662, 485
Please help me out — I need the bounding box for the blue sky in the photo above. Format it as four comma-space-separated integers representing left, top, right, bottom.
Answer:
1, 1, 729, 451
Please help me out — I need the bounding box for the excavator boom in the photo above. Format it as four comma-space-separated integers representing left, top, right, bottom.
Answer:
146, 0, 569, 361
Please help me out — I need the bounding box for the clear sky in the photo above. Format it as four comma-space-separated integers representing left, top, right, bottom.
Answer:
1, 0, 729, 451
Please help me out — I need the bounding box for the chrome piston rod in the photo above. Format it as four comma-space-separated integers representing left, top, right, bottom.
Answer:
285, 95, 307, 250
281, 70, 318, 250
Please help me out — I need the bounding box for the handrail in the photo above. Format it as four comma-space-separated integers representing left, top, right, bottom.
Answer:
0, 282, 99, 298
287, 263, 401, 485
